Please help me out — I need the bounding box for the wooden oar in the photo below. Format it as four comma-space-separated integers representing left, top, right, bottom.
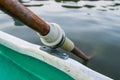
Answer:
0, 0, 92, 62
0, 0, 49, 36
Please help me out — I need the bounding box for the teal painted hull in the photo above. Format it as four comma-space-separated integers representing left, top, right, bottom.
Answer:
0, 44, 73, 80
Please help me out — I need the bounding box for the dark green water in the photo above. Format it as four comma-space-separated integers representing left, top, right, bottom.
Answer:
0, 0, 120, 80
0, 44, 73, 80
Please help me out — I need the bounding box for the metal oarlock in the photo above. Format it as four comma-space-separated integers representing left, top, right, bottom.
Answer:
40, 46, 69, 60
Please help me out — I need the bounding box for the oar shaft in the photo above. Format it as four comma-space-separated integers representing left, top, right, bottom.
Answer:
0, 0, 49, 36
0, 0, 92, 62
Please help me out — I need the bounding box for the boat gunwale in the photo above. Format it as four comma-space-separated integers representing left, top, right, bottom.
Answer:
0, 31, 112, 80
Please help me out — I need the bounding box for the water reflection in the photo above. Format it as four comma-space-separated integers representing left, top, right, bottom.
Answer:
62, 4, 82, 9
19, 0, 31, 3
56, 0, 120, 11
62, 4, 95, 9
83, 4, 95, 8
109, 3, 120, 7
55, 0, 80, 3
13, 18, 24, 26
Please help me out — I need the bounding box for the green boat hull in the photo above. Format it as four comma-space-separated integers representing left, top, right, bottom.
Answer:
0, 44, 73, 80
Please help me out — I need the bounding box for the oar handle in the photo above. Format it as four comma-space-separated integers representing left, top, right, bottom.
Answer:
0, 0, 49, 36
